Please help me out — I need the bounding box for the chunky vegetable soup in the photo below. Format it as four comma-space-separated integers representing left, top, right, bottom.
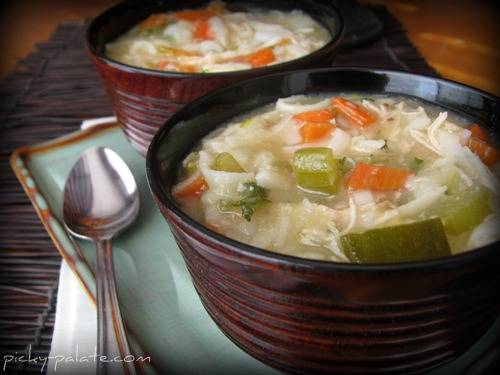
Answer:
173, 95, 500, 263
105, 1, 331, 73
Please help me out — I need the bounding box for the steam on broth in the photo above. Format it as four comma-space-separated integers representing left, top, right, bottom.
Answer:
173, 94, 500, 263
106, 1, 331, 73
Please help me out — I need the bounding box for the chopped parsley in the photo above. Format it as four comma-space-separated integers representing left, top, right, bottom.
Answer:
217, 182, 268, 221
411, 157, 425, 173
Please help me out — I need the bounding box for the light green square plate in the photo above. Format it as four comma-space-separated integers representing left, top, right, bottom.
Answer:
10, 122, 500, 375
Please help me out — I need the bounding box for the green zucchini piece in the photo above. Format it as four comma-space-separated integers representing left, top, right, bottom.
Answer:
426, 186, 491, 235
341, 218, 451, 263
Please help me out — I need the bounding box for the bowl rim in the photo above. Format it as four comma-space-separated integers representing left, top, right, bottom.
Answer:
147, 66, 500, 273
85, 0, 344, 78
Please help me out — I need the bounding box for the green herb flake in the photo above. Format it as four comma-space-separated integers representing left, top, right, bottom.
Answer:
217, 182, 268, 221
241, 205, 255, 221
411, 157, 425, 173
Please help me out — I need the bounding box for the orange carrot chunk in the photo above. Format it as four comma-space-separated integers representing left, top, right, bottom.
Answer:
236, 48, 275, 68
468, 124, 490, 142
293, 109, 334, 123
155, 60, 168, 70
331, 97, 375, 127
346, 163, 412, 191
299, 122, 334, 143
139, 13, 167, 30
179, 64, 198, 73
174, 174, 208, 198
193, 19, 214, 40
468, 137, 500, 166
173, 9, 216, 21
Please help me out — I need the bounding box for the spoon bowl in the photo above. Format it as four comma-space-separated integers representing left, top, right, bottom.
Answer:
63, 147, 139, 375
63, 147, 139, 240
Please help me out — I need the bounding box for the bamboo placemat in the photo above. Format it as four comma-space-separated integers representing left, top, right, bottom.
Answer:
0, 7, 438, 374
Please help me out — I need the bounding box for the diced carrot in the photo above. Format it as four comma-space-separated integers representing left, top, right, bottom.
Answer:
236, 47, 276, 68
174, 174, 208, 198
139, 13, 167, 30
346, 163, 412, 191
193, 19, 214, 40
293, 109, 334, 123
468, 124, 490, 142
331, 97, 375, 127
299, 122, 334, 143
173, 9, 216, 22
468, 137, 500, 166
155, 60, 167, 70
179, 64, 198, 73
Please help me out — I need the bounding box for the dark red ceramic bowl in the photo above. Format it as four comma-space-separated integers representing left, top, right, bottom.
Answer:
86, 0, 344, 156
147, 68, 500, 374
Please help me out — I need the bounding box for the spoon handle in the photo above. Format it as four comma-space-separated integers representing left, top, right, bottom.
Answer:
96, 239, 137, 375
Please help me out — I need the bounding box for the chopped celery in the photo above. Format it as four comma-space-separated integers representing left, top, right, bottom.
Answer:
240, 118, 254, 128
272, 160, 293, 174
292, 147, 341, 194
341, 218, 451, 263
183, 152, 199, 175
213, 152, 245, 172
444, 172, 462, 196
425, 186, 491, 235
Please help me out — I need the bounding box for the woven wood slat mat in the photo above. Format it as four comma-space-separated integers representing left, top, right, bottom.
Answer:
0, 7, 436, 374
0, 20, 111, 375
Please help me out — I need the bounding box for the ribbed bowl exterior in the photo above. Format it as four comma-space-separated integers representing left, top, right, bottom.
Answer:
160, 206, 500, 374
90, 53, 343, 156
147, 68, 500, 374
86, 1, 344, 157
90, 56, 244, 155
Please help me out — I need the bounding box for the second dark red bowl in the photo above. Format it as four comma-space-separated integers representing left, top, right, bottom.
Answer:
86, 0, 344, 156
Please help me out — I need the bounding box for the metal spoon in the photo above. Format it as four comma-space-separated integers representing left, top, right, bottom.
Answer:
63, 147, 139, 375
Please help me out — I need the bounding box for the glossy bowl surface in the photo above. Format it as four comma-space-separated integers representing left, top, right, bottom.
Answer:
86, 0, 344, 156
147, 68, 500, 374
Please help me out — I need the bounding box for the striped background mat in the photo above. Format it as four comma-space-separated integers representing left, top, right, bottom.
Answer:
0, 7, 439, 374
